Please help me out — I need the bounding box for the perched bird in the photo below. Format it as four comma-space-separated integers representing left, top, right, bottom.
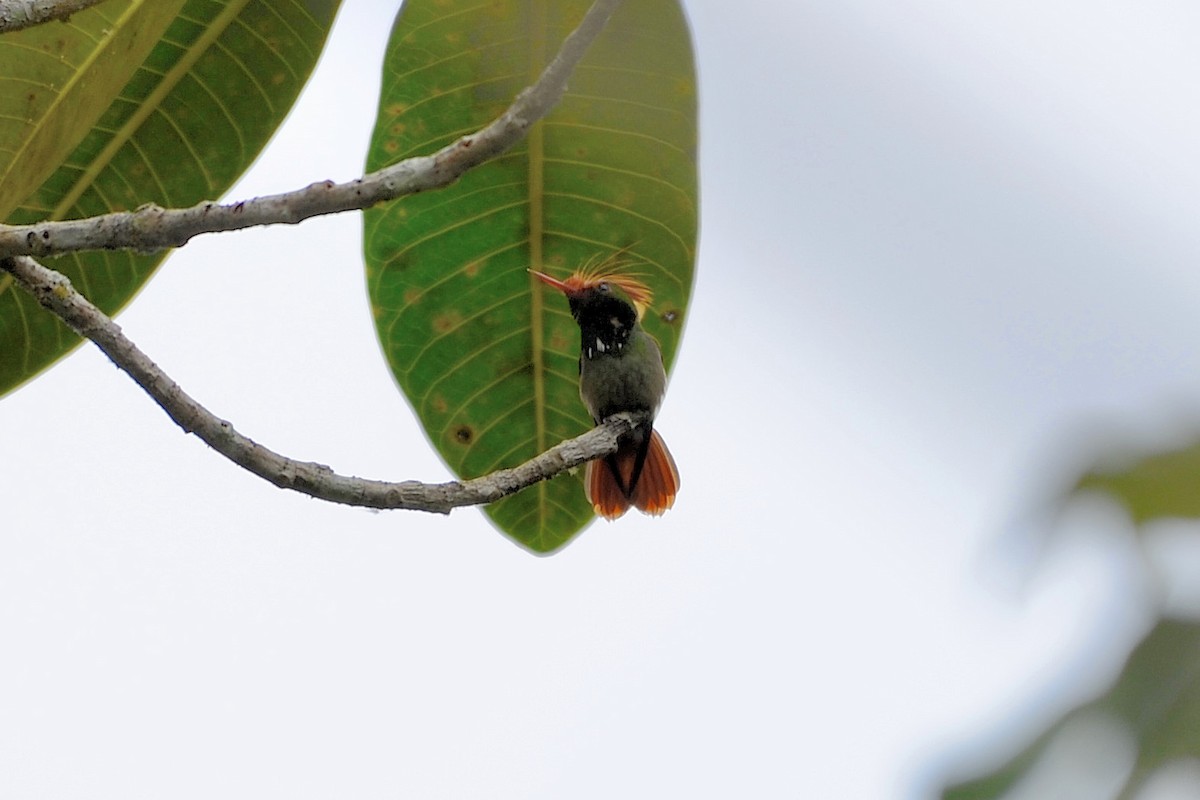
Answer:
531, 262, 680, 519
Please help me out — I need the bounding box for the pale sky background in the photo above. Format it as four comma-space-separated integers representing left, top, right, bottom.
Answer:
5, 1, 1200, 797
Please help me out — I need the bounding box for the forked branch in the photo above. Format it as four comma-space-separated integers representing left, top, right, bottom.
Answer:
0, 0, 628, 512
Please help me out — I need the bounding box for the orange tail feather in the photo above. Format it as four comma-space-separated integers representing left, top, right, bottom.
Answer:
586, 454, 632, 520
585, 429, 679, 520
632, 429, 679, 516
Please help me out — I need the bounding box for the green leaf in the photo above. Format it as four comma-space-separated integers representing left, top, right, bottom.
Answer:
364, 0, 698, 553
0, 0, 342, 395
1074, 437, 1200, 525
943, 618, 1200, 799
0, 1, 186, 218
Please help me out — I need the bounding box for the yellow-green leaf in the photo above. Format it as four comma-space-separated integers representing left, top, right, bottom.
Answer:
0, 0, 342, 395
364, 0, 698, 553
0, 0, 186, 218
1074, 437, 1200, 525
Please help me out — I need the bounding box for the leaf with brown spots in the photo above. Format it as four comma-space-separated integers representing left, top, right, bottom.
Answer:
364, 0, 698, 553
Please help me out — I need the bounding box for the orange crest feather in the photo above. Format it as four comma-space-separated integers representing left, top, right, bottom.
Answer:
559, 252, 654, 319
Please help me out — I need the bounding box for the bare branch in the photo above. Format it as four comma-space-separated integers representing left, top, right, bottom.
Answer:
0, 0, 107, 34
1, 253, 630, 512
0, 0, 624, 260
0, 0, 632, 513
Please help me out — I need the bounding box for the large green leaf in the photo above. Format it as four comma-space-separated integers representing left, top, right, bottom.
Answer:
944, 618, 1200, 799
364, 0, 698, 553
0, 0, 342, 395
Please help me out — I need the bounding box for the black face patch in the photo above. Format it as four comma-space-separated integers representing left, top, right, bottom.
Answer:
568, 289, 637, 361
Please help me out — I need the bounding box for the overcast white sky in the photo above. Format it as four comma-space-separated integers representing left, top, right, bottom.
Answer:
5, 1, 1200, 797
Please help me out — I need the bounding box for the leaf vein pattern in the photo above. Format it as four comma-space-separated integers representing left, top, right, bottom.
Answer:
152, 106, 215, 189
402, 289, 526, 378
385, 36, 524, 86
383, 73, 521, 131
125, 137, 170, 206
542, 157, 694, 209
542, 190, 690, 255
387, 177, 528, 220
398, 129, 524, 162
386, 2, 494, 45
261, 1, 319, 64
0, 75, 60, 91
176, 71, 247, 161
562, 90, 689, 117
211, 39, 274, 115
576, 63, 690, 83
416, 326, 528, 414
382, 198, 528, 264
545, 120, 689, 157
455, 399, 536, 470
49, 0, 256, 220
372, 238, 524, 311
438, 358, 535, 436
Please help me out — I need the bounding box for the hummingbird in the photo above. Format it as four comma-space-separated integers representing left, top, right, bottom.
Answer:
531, 262, 680, 519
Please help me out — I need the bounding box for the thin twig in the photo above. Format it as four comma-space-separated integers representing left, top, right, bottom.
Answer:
1, 254, 630, 512
0, 0, 107, 34
0, 0, 623, 260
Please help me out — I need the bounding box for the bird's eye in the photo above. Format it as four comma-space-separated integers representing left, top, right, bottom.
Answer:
598, 281, 610, 293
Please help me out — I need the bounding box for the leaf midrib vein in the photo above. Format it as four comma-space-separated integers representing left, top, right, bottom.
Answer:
0, 2, 147, 206
52, 0, 254, 219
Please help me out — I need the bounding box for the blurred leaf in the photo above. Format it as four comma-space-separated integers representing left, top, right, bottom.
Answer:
0, 0, 342, 395
944, 618, 1200, 799
1075, 439, 1200, 525
364, 0, 697, 552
